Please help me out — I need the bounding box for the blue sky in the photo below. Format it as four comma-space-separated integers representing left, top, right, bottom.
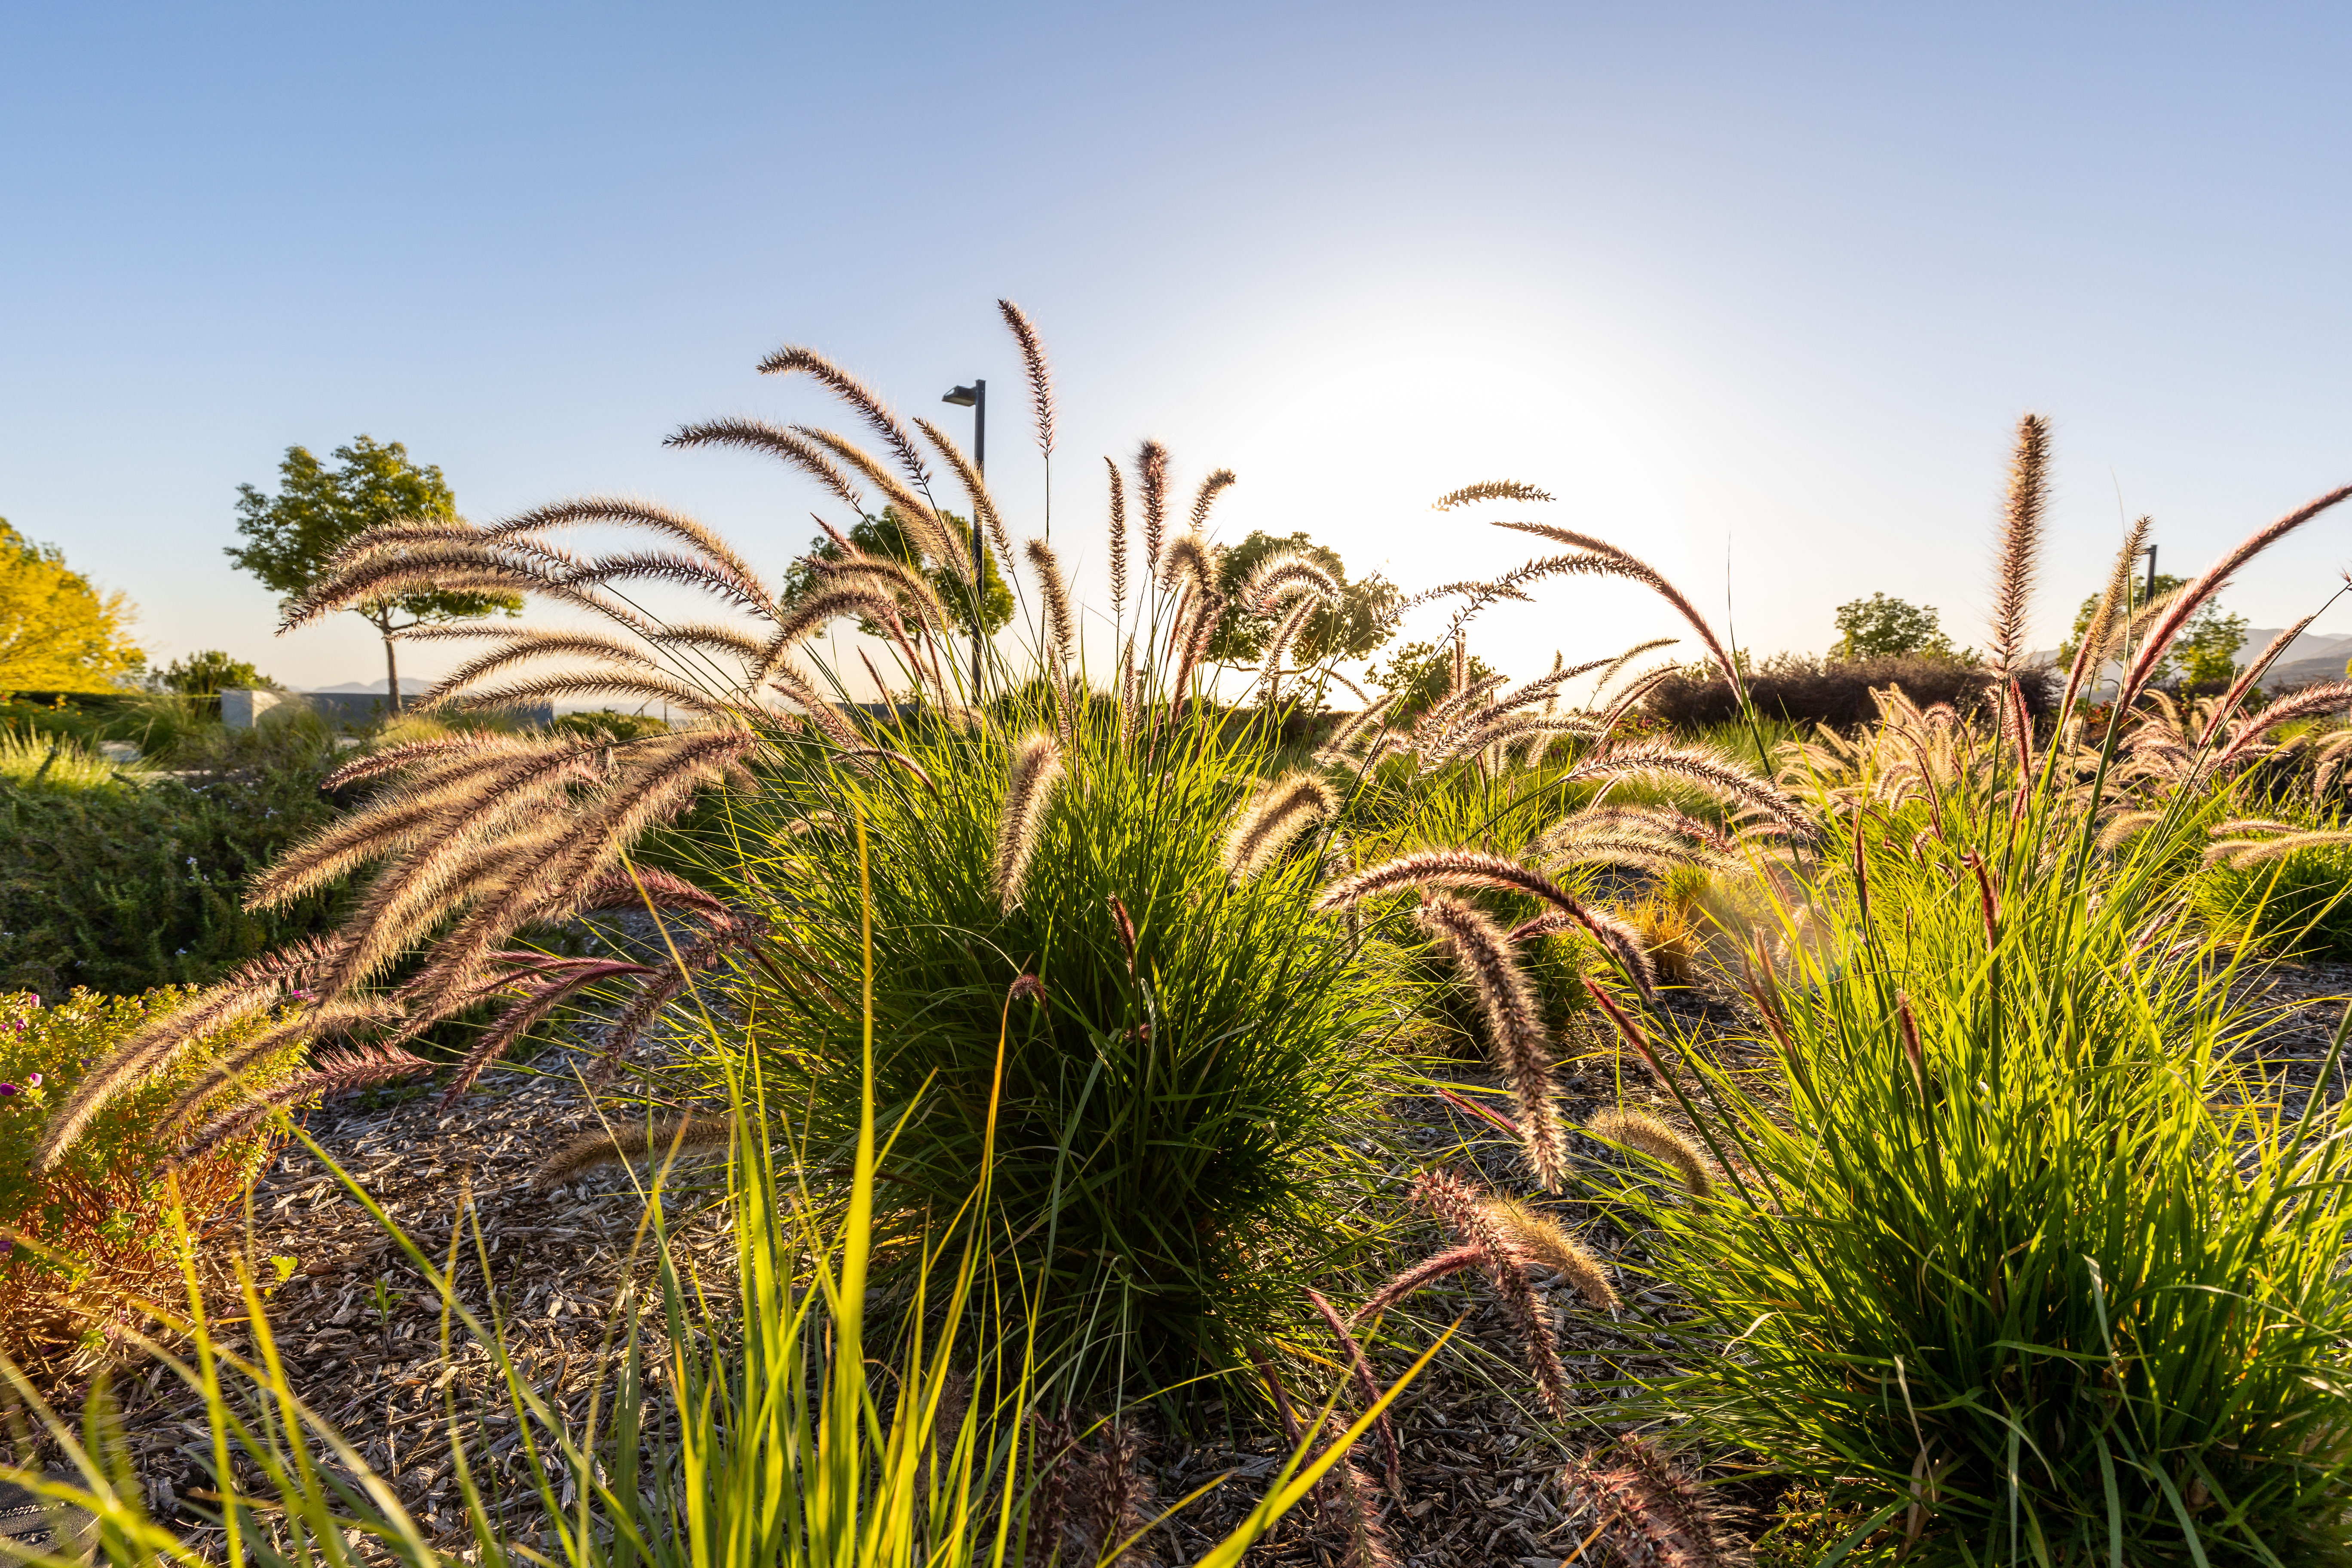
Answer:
5, 2, 2350, 691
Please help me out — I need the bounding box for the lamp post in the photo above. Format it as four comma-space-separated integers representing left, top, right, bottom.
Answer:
942, 380, 986, 698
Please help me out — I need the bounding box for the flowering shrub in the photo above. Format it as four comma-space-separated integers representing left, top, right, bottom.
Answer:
0, 987, 303, 1381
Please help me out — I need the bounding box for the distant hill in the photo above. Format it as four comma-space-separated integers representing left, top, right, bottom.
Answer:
300, 678, 434, 694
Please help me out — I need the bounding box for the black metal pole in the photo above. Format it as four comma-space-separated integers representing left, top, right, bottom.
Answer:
971, 379, 986, 700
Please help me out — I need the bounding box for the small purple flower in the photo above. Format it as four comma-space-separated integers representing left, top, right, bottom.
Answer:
23, 1072, 37, 1088
0, 1084, 16, 1097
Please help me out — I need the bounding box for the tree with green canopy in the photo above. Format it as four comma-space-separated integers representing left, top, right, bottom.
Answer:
1830, 592, 1958, 661
152, 649, 275, 696
0, 519, 144, 690
1364, 638, 1502, 725
1207, 530, 1400, 667
226, 436, 520, 711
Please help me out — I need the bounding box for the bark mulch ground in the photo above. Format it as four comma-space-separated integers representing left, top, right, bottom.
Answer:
19, 958, 2349, 1567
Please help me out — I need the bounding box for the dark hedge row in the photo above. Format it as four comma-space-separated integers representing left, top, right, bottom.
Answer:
1643, 655, 2059, 730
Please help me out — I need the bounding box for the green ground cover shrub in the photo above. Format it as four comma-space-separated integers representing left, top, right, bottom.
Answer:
0, 719, 347, 994
0, 987, 305, 1381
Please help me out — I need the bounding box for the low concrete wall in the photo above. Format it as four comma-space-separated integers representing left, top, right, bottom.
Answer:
220, 691, 554, 730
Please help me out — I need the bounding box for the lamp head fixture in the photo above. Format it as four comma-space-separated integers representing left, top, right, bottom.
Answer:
942, 384, 979, 407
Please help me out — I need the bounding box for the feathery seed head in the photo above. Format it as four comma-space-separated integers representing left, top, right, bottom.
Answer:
533, 1115, 734, 1188
1989, 412, 2052, 674
1222, 772, 1337, 880
1483, 1198, 1620, 1309
990, 731, 1065, 912
1433, 480, 1557, 511
1586, 1108, 1712, 1199
1136, 440, 1170, 568
997, 299, 1056, 458
1415, 894, 1569, 1189
1189, 468, 1237, 532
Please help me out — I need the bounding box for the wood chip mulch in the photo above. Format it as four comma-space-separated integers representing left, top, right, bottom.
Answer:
19, 958, 2348, 1567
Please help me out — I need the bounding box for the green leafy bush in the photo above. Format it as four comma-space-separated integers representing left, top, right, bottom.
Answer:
0, 987, 304, 1380
0, 721, 347, 994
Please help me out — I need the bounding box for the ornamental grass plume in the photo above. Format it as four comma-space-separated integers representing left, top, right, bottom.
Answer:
1558, 1437, 1750, 1568
990, 731, 1066, 912
1157, 530, 1218, 597
2118, 481, 2352, 713
1025, 536, 1076, 675
1104, 455, 1129, 619
1319, 848, 1660, 1005
1491, 520, 1744, 697
1586, 1107, 1713, 1199
1483, 1197, 1619, 1310
1412, 894, 1571, 1190
1987, 412, 2050, 676
758, 343, 932, 488
531, 1114, 735, 1187
1222, 772, 1337, 880
1309, 1286, 1405, 1497
998, 298, 1055, 459
1189, 468, 1237, 532
1431, 479, 1556, 510
1410, 1167, 1571, 1416
665, 416, 870, 512
1136, 438, 1170, 570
